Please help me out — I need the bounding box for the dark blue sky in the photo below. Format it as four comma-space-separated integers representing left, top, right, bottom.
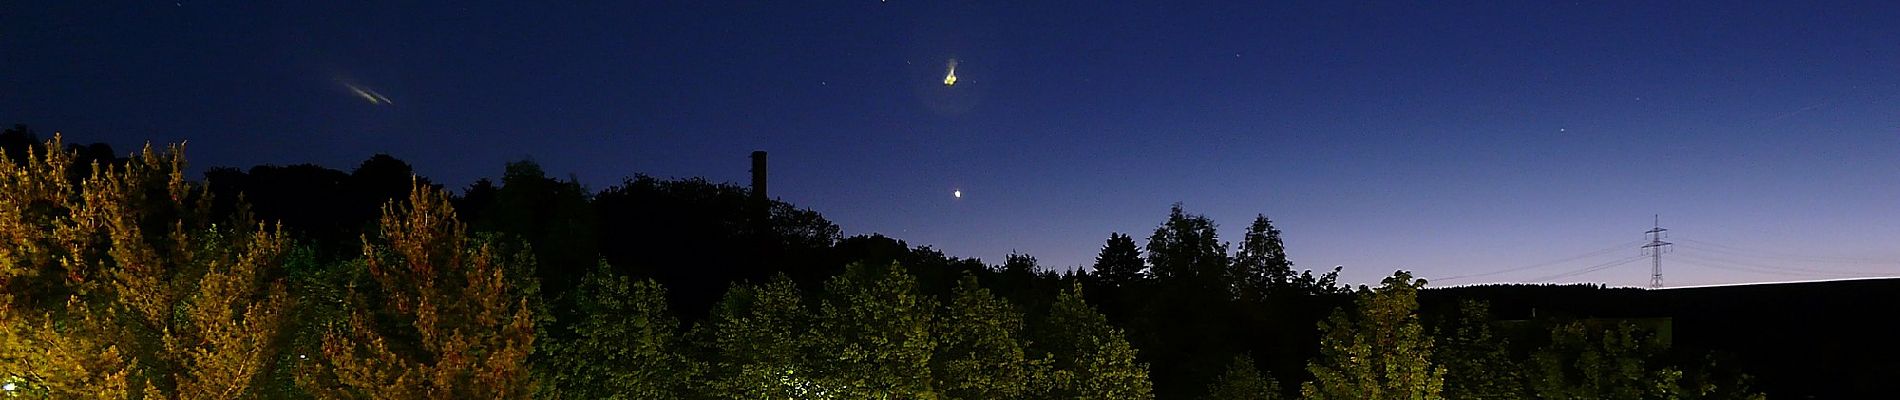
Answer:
7, 1, 1900, 287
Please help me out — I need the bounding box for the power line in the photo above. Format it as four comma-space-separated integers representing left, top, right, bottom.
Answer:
1529, 255, 1649, 283
1432, 239, 1647, 282
1674, 238, 1900, 265
1673, 249, 1896, 277
1671, 256, 1861, 278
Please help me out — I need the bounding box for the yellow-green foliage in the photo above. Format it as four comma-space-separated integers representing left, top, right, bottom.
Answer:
543, 264, 693, 400
1303, 271, 1445, 400
0, 135, 290, 398
302, 181, 536, 399
1034, 283, 1154, 399
933, 275, 1031, 399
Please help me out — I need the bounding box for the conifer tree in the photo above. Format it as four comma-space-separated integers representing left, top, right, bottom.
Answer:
0, 135, 291, 398
1091, 233, 1146, 288
1303, 271, 1445, 400
303, 181, 537, 399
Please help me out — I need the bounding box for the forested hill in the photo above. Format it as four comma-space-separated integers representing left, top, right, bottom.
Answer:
1425, 278, 1900, 398
1, 127, 1865, 398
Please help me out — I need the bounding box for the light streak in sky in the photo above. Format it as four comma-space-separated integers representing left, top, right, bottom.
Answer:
342, 81, 393, 105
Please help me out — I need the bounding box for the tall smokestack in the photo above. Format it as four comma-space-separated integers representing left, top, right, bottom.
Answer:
750, 151, 767, 203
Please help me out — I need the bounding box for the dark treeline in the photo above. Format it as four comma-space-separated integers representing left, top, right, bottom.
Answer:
0, 128, 1786, 399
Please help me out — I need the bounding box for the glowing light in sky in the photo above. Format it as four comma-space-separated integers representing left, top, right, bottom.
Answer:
943, 59, 958, 86
953, 189, 962, 198
342, 82, 393, 105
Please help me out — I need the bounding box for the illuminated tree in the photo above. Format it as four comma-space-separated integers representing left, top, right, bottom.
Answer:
541, 263, 692, 400
1031, 283, 1154, 399
302, 181, 537, 399
933, 274, 1032, 399
0, 135, 290, 398
1204, 355, 1281, 400
702, 276, 821, 398
1303, 271, 1445, 400
810, 263, 939, 398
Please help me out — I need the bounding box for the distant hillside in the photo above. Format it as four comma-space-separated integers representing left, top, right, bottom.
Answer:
1424, 278, 1900, 399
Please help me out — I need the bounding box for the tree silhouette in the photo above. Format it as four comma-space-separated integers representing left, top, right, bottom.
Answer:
0, 124, 39, 164
1232, 215, 1294, 301
1145, 203, 1228, 286
594, 175, 840, 319
1135, 204, 1241, 398
1092, 232, 1147, 288
467, 161, 598, 298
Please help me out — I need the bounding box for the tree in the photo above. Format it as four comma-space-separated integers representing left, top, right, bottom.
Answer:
467, 161, 597, 297
933, 274, 1032, 399
1231, 215, 1294, 300
702, 276, 822, 398
1031, 283, 1154, 399
1432, 300, 1523, 400
810, 263, 939, 398
1204, 355, 1281, 400
594, 175, 841, 319
1303, 271, 1445, 400
303, 181, 537, 399
0, 124, 38, 164
1291, 266, 1348, 296
202, 154, 433, 253
0, 135, 291, 398
542, 263, 692, 399
1137, 204, 1239, 398
1145, 203, 1228, 286
1091, 233, 1146, 288
1527, 321, 1680, 400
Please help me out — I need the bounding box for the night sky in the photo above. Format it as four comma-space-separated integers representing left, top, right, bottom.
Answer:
7, 1, 1900, 288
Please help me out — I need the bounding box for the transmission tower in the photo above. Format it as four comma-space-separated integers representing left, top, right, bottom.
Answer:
1642, 215, 1672, 288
